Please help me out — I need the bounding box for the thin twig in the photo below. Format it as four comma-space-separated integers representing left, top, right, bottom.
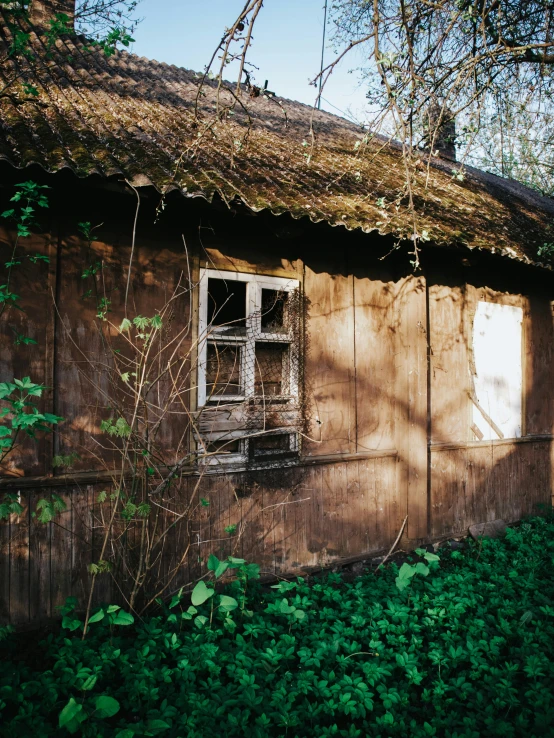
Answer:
376, 515, 408, 570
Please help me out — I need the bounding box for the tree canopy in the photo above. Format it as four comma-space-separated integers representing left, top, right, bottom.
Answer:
205, 0, 554, 196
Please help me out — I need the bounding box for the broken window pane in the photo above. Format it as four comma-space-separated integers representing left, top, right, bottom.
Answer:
207, 278, 246, 332
206, 344, 242, 397
254, 343, 287, 395
206, 439, 240, 455
250, 434, 292, 457
261, 288, 288, 332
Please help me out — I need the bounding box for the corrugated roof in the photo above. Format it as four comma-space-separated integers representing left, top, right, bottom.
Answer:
0, 19, 553, 267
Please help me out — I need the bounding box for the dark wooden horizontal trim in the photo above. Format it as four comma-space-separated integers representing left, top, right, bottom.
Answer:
300, 449, 398, 466
430, 434, 553, 452
0, 449, 399, 490
0, 469, 126, 490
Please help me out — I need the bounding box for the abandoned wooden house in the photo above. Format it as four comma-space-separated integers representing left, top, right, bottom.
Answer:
1, 2, 554, 626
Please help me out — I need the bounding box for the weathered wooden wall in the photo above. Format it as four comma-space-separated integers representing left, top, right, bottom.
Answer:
0, 174, 553, 627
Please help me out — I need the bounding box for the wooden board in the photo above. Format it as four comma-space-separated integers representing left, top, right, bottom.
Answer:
395, 275, 428, 541
9, 494, 29, 625
0, 506, 9, 622
303, 263, 356, 455
431, 439, 552, 537
49, 489, 73, 614
71, 485, 93, 609
428, 282, 469, 443
525, 294, 554, 435
353, 274, 397, 451
29, 489, 51, 622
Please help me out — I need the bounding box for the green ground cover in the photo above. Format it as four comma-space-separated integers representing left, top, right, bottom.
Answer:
2, 515, 554, 737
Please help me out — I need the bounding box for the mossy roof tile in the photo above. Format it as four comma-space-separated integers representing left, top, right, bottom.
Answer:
1, 18, 553, 267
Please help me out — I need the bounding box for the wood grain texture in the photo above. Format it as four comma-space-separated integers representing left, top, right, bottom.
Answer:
49, 489, 72, 614
428, 282, 470, 443
304, 262, 356, 456
353, 274, 397, 451
525, 294, 554, 435
431, 441, 551, 537
0, 509, 9, 622
29, 489, 51, 622
2, 437, 552, 627
9, 494, 29, 625
395, 275, 428, 541
0, 227, 52, 476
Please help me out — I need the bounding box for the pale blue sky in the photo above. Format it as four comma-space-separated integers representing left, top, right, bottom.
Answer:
130, 0, 370, 123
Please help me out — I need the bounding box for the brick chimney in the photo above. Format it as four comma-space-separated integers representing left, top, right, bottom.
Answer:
425, 102, 456, 162
29, 1, 75, 30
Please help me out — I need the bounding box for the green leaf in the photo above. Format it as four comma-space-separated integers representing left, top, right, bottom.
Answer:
215, 561, 229, 579
111, 610, 134, 626
81, 675, 97, 691
191, 580, 215, 606
59, 697, 84, 728
169, 588, 183, 609
87, 608, 105, 624
146, 719, 171, 733
119, 318, 132, 332
415, 562, 430, 576
397, 563, 417, 580
194, 615, 208, 628
219, 595, 238, 612
95, 695, 120, 718
62, 615, 82, 632
133, 315, 150, 330
424, 552, 440, 562
279, 598, 295, 614
243, 563, 260, 580
0, 382, 16, 399
207, 553, 220, 572
395, 563, 417, 591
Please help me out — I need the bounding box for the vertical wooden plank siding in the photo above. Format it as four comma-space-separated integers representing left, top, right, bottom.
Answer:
428, 283, 469, 443
395, 275, 428, 541
9, 495, 29, 625
29, 489, 51, 622
0, 228, 52, 476
525, 294, 554, 435
0, 508, 9, 622
1, 213, 554, 628
353, 275, 397, 451
54, 229, 119, 472
49, 489, 73, 613
71, 484, 92, 608
431, 440, 551, 538
304, 265, 356, 455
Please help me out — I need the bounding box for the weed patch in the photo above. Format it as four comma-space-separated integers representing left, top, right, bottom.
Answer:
2, 516, 554, 736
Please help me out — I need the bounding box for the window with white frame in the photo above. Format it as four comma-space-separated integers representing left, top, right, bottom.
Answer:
470, 300, 523, 441
197, 269, 302, 463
